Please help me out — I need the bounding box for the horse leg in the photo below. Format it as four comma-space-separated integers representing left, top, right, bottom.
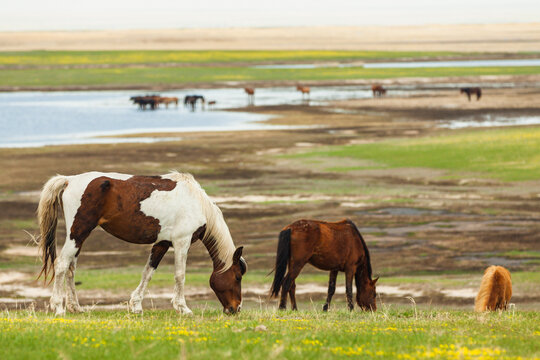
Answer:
322, 270, 338, 312
345, 268, 355, 311
288, 281, 298, 311
171, 236, 193, 315
129, 240, 172, 313
50, 236, 86, 315
65, 257, 83, 313
279, 262, 304, 310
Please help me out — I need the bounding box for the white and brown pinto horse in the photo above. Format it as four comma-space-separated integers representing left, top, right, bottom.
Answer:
37, 171, 246, 316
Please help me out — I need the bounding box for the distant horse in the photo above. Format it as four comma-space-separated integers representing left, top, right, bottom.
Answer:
244, 87, 255, 105
37, 171, 246, 315
460, 87, 482, 101
158, 97, 179, 108
208, 100, 217, 109
372, 85, 386, 97
475, 265, 512, 312
184, 95, 205, 110
296, 85, 310, 99
131, 95, 160, 110
270, 219, 378, 311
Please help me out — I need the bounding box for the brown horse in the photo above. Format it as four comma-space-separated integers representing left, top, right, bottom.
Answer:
244, 87, 255, 104
372, 85, 386, 97
475, 265, 512, 312
460, 87, 482, 101
270, 219, 378, 311
158, 97, 179, 108
296, 85, 310, 99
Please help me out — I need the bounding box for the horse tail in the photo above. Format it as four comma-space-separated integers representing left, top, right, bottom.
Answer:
270, 228, 291, 297
37, 175, 68, 283
477, 88, 482, 100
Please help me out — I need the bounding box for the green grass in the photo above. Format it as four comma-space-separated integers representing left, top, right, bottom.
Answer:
2, 66, 540, 88
287, 127, 540, 181
72, 268, 335, 292
0, 50, 468, 66
498, 251, 540, 259
45, 268, 540, 292
0, 309, 538, 359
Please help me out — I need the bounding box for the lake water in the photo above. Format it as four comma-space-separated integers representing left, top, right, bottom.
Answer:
0, 87, 372, 148
2, 86, 539, 147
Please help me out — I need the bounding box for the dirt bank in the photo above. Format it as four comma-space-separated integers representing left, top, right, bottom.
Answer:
2, 24, 540, 51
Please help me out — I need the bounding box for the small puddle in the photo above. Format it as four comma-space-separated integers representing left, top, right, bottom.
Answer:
439, 115, 540, 129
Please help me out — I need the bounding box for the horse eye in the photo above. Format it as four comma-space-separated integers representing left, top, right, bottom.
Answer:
236, 276, 242, 282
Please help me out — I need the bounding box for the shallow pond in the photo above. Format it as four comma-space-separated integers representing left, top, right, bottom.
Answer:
0, 87, 371, 147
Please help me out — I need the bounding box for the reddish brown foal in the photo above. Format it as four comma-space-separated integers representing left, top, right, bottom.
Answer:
271, 219, 378, 311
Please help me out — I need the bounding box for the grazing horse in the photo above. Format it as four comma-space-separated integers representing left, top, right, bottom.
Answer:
296, 85, 310, 99
244, 87, 255, 105
37, 171, 246, 316
372, 85, 386, 97
270, 219, 378, 311
475, 265, 512, 312
184, 95, 205, 110
460, 87, 482, 101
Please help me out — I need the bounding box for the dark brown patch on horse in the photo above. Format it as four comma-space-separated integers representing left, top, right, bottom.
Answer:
191, 224, 207, 244
70, 175, 177, 249
149, 240, 172, 269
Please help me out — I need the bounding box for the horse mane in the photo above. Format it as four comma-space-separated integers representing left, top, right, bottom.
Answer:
346, 219, 372, 280
164, 171, 236, 272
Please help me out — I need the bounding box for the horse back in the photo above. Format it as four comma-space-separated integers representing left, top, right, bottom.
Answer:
286, 219, 364, 271
475, 265, 512, 311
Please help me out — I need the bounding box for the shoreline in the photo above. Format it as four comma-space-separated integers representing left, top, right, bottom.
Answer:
2, 74, 540, 92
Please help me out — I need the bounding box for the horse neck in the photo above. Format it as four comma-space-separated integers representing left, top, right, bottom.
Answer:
200, 235, 227, 270
199, 210, 236, 271
356, 261, 371, 284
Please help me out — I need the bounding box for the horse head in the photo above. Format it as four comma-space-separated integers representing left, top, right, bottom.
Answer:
209, 247, 247, 314
357, 276, 378, 311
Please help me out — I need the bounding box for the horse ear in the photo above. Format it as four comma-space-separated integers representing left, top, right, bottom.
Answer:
233, 246, 244, 264
373, 276, 379, 285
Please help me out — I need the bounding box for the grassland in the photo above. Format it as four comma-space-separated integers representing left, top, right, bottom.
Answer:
286, 127, 540, 181
1, 310, 538, 360
1, 50, 539, 88
0, 50, 467, 66
58, 268, 540, 293
2, 66, 540, 88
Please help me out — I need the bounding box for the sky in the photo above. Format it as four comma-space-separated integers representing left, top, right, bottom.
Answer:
1, 0, 539, 31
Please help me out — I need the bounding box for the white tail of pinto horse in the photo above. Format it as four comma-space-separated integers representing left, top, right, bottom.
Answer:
37, 175, 68, 283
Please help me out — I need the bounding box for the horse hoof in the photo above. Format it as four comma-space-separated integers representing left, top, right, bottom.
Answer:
178, 308, 193, 316
67, 305, 85, 313
322, 304, 329, 312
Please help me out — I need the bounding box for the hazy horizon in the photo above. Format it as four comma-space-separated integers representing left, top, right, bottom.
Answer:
2, 0, 539, 32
